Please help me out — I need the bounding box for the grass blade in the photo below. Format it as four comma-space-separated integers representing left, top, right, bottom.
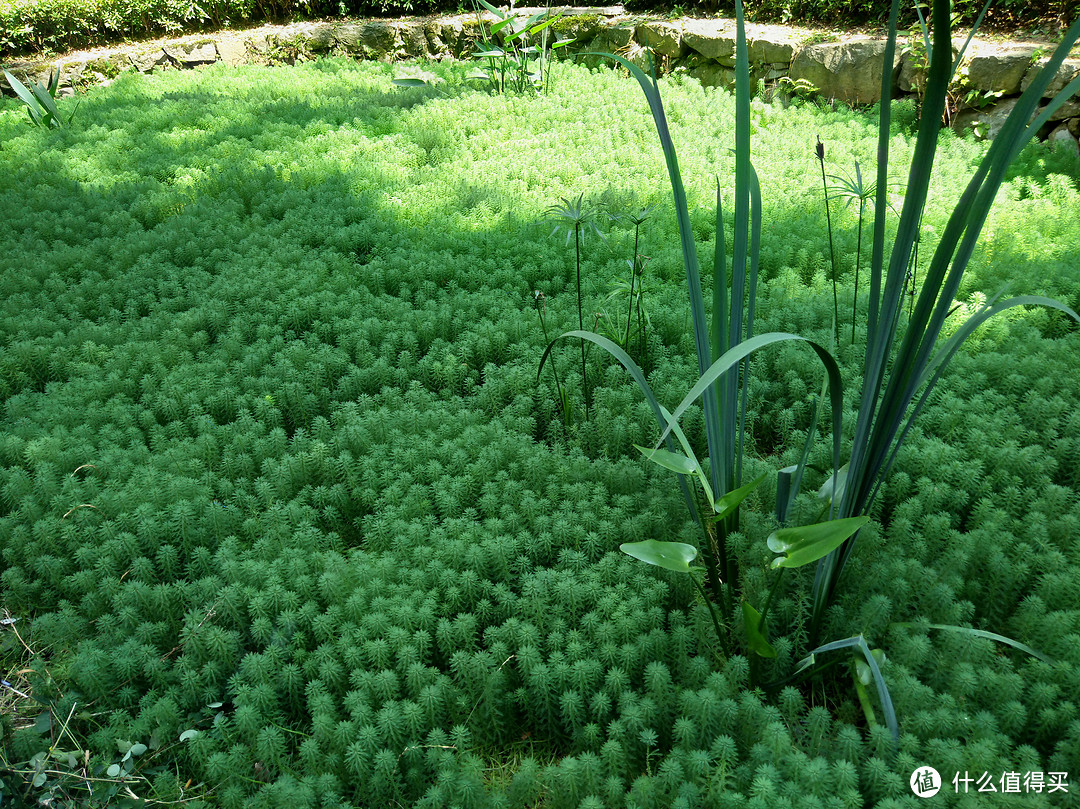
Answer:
891, 623, 1053, 664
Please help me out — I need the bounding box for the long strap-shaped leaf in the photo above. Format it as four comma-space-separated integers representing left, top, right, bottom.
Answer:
853, 13, 1080, 524
846, 0, 952, 518
652, 332, 844, 491
816, 4, 1080, 631
589, 52, 725, 508
865, 295, 1080, 509
538, 330, 702, 527
798, 635, 898, 748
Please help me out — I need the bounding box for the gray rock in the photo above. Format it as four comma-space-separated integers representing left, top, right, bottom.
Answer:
951, 97, 1020, 139
358, 21, 401, 60
396, 21, 429, 58
427, 18, 466, 58
334, 23, 366, 52
1022, 56, 1080, 98
636, 20, 685, 58
745, 23, 799, 65
681, 19, 735, 61
163, 42, 217, 65
126, 49, 171, 72
690, 61, 736, 89
1069, 117, 1079, 138
305, 23, 336, 53
1049, 99, 1080, 121
593, 23, 633, 51
965, 45, 1035, 95
790, 37, 899, 105
1047, 122, 1080, 157
215, 40, 248, 67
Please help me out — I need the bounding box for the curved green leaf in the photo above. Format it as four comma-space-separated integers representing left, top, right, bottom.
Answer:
768, 516, 870, 569
891, 622, 1052, 664
797, 635, 898, 746
620, 540, 698, 573
635, 444, 697, 476
711, 472, 767, 522
742, 601, 776, 658
538, 329, 703, 525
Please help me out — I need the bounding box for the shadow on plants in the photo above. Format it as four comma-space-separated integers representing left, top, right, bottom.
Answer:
542, 0, 1080, 745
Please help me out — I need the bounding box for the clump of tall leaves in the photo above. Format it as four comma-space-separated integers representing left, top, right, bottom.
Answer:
2, 68, 77, 129
466, 0, 571, 94
543, 0, 1080, 736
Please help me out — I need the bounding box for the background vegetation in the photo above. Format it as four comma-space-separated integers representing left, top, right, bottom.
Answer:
1, 57, 1079, 806
1, 0, 1074, 61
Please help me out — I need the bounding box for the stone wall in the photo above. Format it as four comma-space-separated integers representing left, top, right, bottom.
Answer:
3, 8, 1078, 152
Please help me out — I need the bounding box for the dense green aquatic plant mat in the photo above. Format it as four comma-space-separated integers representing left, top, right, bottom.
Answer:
2, 58, 1080, 807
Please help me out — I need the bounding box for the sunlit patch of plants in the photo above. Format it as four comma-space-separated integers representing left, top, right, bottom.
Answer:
1, 17, 1079, 806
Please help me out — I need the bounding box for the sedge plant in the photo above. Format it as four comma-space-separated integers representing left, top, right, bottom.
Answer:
540, 7, 863, 690
542, 0, 1080, 737
545, 193, 605, 419
824, 159, 876, 344
810, 0, 1080, 646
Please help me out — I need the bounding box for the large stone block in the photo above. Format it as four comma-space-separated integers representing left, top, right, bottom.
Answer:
745, 23, 799, 65
681, 18, 735, 62
215, 40, 248, 67
965, 45, 1035, 95
305, 23, 336, 53
1022, 56, 1080, 98
790, 37, 899, 105
395, 21, 430, 58
689, 61, 736, 89
636, 21, 685, 58
163, 42, 218, 65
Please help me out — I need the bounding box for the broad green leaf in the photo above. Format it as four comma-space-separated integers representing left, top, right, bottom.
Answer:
551, 38, 574, 49
474, 0, 507, 16
179, 729, 200, 742
3, 69, 40, 113
107, 763, 121, 778
33, 771, 48, 787
391, 77, 430, 87
634, 444, 697, 476
30, 81, 60, 120
711, 472, 767, 521
473, 49, 505, 58
768, 516, 870, 569
528, 14, 561, 34
489, 16, 515, 36
742, 601, 776, 658
619, 540, 698, 573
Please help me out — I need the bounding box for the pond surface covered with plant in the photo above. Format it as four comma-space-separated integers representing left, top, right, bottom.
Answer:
1, 44, 1079, 807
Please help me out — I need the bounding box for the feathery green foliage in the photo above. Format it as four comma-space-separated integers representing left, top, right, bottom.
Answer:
1, 53, 1079, 807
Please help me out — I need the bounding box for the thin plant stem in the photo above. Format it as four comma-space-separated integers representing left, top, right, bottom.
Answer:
625, 222, 640, 351
690, 571, 729, 659
534, 292, 570, 428
852, 199, 864, 344
817, 136, 840, 346
575, 222, 589, 419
